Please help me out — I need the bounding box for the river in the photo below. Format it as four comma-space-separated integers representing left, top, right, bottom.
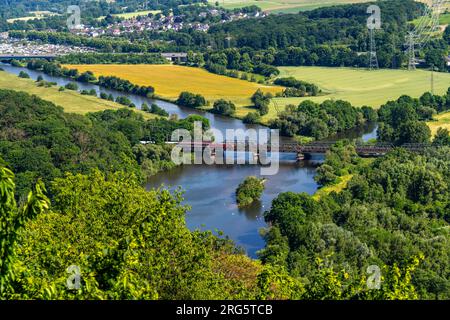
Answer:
1, 63, 377, 257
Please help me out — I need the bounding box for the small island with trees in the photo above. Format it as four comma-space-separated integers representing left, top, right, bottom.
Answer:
236, 176, 266, 207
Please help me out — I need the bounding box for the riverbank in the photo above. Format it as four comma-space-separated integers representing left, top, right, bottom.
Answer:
0, 69, 154, 119
63, 64, 284, 108
427, 111, 450, 135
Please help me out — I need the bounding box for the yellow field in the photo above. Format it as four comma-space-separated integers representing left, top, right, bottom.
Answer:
0, 71, 154, 119
97, 10, 162, 20
428, 112, 450, 135
64, 64, 283, 110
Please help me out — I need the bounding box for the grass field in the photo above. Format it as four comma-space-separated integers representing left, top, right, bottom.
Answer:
428, 112, 450, 135
209, 0, 372, 14
411, 12, 450, 27
97, 10, 162, 21
63, 64, 284, 112
270, 66, 450, 118
6, 11, 58, 23
312, 174, 353, 200
0, 71, 154, 118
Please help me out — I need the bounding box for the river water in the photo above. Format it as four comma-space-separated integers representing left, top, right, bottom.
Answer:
1, 64, 377, 257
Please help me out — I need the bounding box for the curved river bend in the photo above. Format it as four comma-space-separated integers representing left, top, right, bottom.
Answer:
1, 64, 376, 257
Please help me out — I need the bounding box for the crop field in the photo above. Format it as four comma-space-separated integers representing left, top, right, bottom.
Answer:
269, 66, 450, 119
428, 112, 450, 135
64, 64, 283, 110
0, 71, 154, 118
6, 11, 58, 23
98, 10, 162, 20
208, 0, 372, 14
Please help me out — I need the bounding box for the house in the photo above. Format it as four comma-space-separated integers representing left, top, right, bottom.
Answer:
446, 55, 450, 67
161, 53, 188, 63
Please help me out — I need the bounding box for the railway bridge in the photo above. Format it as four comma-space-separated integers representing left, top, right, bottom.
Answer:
172, 141, 429, 160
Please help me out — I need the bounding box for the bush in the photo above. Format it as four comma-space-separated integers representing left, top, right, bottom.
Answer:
243, 112, 261, 124
212, 99, 236, 116
64, 82, 79, 91
115, 95, 132, 106
274, 77, 319, 96
236, 176, 265, 207
18, 71, 30, 79
150, 103, 169, 117
176, 92, 206, 108
251, 89, 272, 116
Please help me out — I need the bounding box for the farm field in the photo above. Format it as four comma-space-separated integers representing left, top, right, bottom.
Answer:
63, 64, 283, 111
269, 66, 450, 120
98, 10, 162, 20
209, 0, 372, 14
428, 112, 450, 135
0, 70, 154, 118
6, 11, 58, 23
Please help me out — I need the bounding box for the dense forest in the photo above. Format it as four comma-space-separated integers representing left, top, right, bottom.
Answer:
378, 89, 450, 144
269, 99, 377, 140
1, 0, 450, 301
1, 89, 449, 299
0, 89, 209, 196
261, 142, 450, 299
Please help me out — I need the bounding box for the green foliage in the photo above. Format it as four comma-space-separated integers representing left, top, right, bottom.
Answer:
251, 89, 272, 116
315, 141, 360, 187
236, 176, 265, 207
212, 99, 236, 116
176, 92, 207, 108
0, 90, 142, 196
11, 170, 261, 299
262, 147, 450, 299
270, 100, 370, 140
0, 163, 49, 297
444, 26, 450, 45
243, 112, 261, 124
378, 90, 450, 145
433, 128, 450, 146
149, 104, 169, 117
64, 82, 78, 91
18, 71, 30, 79
58, 53, 167, 65
274, 77, 319, 97
115, 95, 133, 107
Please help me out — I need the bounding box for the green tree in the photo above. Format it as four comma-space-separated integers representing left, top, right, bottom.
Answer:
236, 176, 265, 207
0, 163, 49, 297
212, 99, 236, 116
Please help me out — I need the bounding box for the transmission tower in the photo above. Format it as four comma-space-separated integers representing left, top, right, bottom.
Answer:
406, 32, 417, 70
405, 0, 448, 70
368, 28, 379, 70
367, 5, 381, 70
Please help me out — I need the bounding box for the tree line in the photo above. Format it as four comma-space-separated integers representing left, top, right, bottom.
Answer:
261, 141, 450, 299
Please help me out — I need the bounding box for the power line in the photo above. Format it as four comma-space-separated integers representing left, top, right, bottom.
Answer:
405, 0, 448, 70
